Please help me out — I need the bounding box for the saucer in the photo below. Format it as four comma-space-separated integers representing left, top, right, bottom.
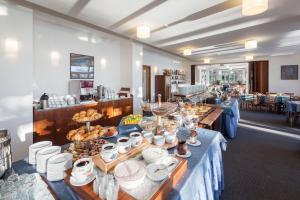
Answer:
174, 150, 191, 158
70, 173, 95, 187
187, 140, 201, 146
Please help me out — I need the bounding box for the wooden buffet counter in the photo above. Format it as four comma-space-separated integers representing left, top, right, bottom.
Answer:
33, 98, 133, 145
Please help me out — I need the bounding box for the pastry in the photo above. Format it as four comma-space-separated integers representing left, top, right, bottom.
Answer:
72, 109, 102, 122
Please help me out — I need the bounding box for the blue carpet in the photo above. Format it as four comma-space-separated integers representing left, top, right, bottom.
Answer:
221, 111, 300, 200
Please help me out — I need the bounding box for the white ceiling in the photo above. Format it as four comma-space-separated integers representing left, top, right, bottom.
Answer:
26, 0, 300, 63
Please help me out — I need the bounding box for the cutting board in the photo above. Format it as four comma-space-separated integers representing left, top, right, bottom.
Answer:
64, 157, 187, 200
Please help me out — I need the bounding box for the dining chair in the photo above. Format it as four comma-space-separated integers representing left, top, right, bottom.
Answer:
266, 94, 276, 112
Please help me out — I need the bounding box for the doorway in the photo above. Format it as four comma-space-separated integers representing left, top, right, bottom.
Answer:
142, 65, 151, 101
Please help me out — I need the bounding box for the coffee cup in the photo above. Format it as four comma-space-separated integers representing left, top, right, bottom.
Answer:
71, 158, 93, 182
130, 132, 143, 147
101, 143, 118, 163
117, 137, 131, 154
177, 140, 188, 155
142, 131, 153, 144
189, 129, 198, 144
164, 132, 176, 144
153, 135, 165, 146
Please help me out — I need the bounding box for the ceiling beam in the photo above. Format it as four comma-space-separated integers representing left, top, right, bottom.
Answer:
109, 0, 168, 30
151, 0, 242, 34
7, 0, 192, 61
68, 0, 90, 17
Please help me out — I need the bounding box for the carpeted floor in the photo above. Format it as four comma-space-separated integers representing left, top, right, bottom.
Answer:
221, 111, 300, 200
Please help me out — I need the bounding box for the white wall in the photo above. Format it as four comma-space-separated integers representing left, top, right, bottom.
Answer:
33, 13, 122, 99
269, 53, 300, 95
0, 2, 193, 161
143, 49, 191, 101
0, 3, 33, 161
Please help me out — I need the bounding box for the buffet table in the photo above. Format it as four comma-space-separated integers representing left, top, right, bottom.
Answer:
12, 128, 226, 200
219, 99, 239, 139
209, 99, 239, 139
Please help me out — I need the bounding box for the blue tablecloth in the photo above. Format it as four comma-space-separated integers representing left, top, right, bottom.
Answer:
240, 94, 255, 101
168, 128, 226, 200
218, 99, 240, 139
275, 96, 290, 104
286, 101, 300, 112
12, 128, 226, 200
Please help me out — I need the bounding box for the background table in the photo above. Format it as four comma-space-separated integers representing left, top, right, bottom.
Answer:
13, 128, 226, 200
285, 101, 300, 126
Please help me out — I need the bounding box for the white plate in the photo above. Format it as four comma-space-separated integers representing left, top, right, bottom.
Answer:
174, 150, 191, 158
47, 153, 73, 165
70, 173, 95, 187
29, 141, 53, 164
146, 157, 179, 182
36, 146, 61, 173
37, 146, 61, 156
187, 140, 201, 146
30, 141, 52, 150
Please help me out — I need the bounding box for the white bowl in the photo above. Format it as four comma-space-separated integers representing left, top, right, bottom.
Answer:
142, 147, 168, 163
164, 132, 176, 144
114, 160, 146, 190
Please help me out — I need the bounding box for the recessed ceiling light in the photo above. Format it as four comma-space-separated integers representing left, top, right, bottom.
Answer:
242, 0, 268, 16
78, 36, 89, 42
183, 48, 192, 56
270, 52, 295, 57
137, 25, 150, 39
245, 40, 257, 49
0, 5, 8, 16
245, 55, 254, 61
204, 58, 210, 64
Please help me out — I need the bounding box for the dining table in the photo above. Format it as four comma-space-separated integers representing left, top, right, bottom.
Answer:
12, 127, 227, 200
285, 101, 300, 126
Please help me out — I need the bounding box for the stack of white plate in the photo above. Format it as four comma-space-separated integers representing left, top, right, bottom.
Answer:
29, 141, 52, 165
36, 146, 61, 173
46, 153, 73, 181
114, 160, 146, 190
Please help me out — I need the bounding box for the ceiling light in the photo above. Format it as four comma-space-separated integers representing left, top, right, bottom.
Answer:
78, 36, 88, 42
242, 0, 268, 16
183, 49, 192, 56
204, 58, 210, 64
0, 5, 7, 16
245, 55, 254, 61
245, 40, 257, 49
271, 52, 295, 57
137, 25, 150, 39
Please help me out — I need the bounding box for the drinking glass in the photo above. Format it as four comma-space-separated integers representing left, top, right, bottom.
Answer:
99, 174, 108, 199
106, 177, 119, 200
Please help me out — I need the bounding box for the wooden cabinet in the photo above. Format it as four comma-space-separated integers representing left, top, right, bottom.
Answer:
33, 98, 133, 145
155, 75, 171, 102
